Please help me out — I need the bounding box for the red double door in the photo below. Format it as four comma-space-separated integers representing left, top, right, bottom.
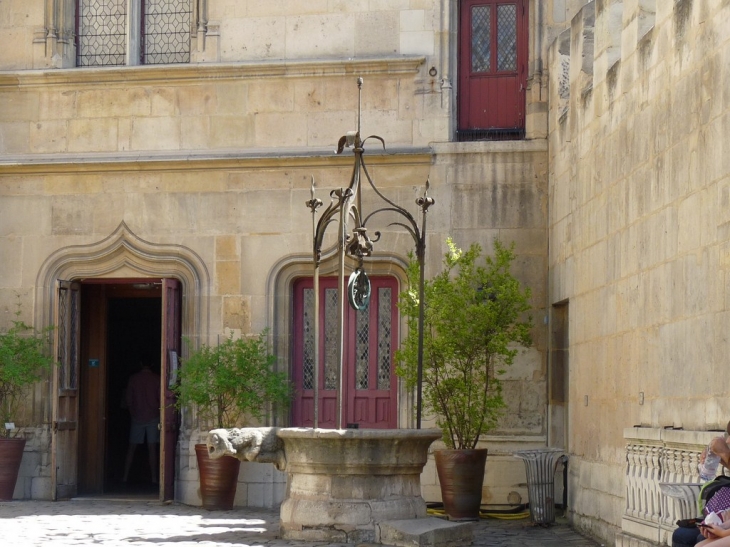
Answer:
292, 276, 399, 429
458, 0, 528, 134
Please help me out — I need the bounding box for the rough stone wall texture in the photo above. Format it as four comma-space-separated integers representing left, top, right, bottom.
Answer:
0, 65, 440, 154
0, 0, 550, 510
548, 0, 730, 543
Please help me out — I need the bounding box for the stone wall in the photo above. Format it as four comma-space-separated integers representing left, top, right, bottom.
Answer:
0, 0, 551, 509
548, 0, 730, 543
0, 59, 441, 155
0, 120, 549, 507
11, 427, 52, 499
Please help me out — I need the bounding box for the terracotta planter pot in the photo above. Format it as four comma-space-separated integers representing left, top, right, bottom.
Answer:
435, 448, 488, 521
195, 443, 240, 510
0, 437, 26, 501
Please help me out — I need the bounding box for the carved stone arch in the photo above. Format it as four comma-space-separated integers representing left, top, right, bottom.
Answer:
35, 221, 210, 344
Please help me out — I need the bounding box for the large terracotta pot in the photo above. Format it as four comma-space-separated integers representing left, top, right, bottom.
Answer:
0, 437, 26, 501
434, 448, 488, 521
195, 443, 240, 510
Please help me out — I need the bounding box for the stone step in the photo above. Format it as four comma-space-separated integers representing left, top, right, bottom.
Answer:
615, 531, 659, 547
377, 517, 474, 547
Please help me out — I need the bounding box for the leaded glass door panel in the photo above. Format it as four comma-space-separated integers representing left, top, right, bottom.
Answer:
457, 0, 528, 139
292, 276, 398, 429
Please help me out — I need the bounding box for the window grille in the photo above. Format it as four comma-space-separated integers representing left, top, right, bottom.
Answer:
144, 0, 191, 64
471, 6, 491, 73
377, 288, 392, 390
77, 0, 127, 66
76, 0, 190, 66
497, 4, 518, 71
302, 288, 315, 390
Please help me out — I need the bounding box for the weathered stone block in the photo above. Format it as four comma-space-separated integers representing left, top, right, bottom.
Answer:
29, 120, 67, 153
131, 117, 180, 150
378, 518, 473, 547
220, 17, 285, 61
285, 14, 355, 58
76, 88, 150, 119
68, 118, 118, 152
209, 115, 255, 148
355, 11, 399, 55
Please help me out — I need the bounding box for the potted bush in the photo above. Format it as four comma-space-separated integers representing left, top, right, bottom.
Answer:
174, 329, 292, 510
396, 238, 533, 520
0, 311, 54, 500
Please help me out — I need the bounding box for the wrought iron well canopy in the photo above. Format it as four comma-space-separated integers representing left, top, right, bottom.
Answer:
306, 78, 434, 429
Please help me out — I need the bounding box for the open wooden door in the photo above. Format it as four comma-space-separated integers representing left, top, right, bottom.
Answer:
52, 280, 81, 500
160, 278, 181, 501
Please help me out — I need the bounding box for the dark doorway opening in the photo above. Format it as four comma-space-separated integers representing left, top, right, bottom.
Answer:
105, 297, 162, 494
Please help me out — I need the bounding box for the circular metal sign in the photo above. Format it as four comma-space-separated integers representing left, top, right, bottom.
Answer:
348, 268, 371, 311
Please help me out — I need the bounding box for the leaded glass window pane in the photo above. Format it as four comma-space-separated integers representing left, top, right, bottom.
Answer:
324, 288, 339, 390
57, 286, 68, 388
302, 288, 315, 390
77, 0, 127, 66
377, 288, 392, 390
144, 0, 191, 64
497, 4, 518, 71
355, 309, 369, 390
471, 5, 491, 73
69, 288, 79, 389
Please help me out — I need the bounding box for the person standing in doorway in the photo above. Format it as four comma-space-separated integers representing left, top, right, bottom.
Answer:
122, 363, 161, 484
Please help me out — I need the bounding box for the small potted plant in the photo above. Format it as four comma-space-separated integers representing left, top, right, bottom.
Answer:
174, 329, 292, 510
396, 238, 533, 520
0, 309, 54, 500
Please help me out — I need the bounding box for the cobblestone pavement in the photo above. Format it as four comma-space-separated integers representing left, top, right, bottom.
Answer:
0, 499, 604, 547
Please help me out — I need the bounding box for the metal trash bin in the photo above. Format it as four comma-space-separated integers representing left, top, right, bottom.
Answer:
513, 448, 567, 524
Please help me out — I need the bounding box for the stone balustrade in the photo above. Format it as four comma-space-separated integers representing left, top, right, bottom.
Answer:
621, 427, 723, 546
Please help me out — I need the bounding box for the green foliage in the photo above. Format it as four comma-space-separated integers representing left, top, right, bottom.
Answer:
174, 330, 292, 429
0, 311, 54, 438
396, 238, 533, 450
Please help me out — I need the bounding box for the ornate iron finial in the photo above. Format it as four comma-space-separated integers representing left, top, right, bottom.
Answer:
357, 77, 363, 135
416, 178, 435, 210
306, 176, 323, 212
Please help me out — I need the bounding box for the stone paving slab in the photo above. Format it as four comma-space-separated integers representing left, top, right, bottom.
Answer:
0, 499, 603, 547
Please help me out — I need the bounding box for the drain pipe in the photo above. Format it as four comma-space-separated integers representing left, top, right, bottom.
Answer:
561, 455, 568, 511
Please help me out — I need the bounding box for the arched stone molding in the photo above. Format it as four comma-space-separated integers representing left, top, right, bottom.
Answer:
35, 221, 210, 347
266, 251, 412, 427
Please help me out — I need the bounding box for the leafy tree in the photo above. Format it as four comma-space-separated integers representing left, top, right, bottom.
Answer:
0, 312, 54, 438
396, 238, 533, 449
174, 330, 292, 428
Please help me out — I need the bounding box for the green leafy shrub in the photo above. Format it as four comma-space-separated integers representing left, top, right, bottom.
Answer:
0, 314, 54, 438
174, 330, 292, 428
396, 238, 533, 449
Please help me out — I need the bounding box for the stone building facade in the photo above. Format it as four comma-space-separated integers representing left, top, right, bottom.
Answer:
1, 0, 727, 545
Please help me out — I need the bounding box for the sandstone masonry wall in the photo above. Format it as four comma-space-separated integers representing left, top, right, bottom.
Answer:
548, 0, 730, 543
